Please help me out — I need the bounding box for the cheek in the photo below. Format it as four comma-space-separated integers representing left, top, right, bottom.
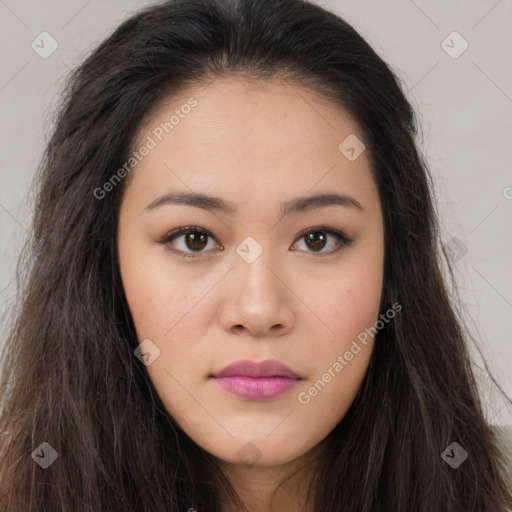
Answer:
118, 237, 195, 339
295, 249, 383, 399
303, 264, 383, 345
339, 241, 384, 335
293, 272, 382, 429
301, 283, 380, 398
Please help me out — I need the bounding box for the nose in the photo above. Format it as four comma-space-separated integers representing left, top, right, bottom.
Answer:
218, 250, 295, 338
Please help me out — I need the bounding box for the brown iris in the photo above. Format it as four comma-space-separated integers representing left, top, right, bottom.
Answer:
185, 232, 209, 251
304, 231, 327, 251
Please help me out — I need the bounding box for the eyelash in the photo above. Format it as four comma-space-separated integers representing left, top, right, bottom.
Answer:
158, 225, 353, 259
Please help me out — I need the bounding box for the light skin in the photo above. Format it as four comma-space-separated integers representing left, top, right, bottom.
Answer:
117, 77, 385, 512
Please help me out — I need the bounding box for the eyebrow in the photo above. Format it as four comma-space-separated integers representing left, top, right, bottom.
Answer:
145, 190, 364, 217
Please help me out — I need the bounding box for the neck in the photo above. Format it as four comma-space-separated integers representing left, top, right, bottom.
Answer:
216, 444, 325, 512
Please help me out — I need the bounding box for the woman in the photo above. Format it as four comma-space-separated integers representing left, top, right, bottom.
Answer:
0, 0, 510, 510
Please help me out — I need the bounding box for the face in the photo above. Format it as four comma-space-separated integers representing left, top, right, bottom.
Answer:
117, 77, 385, 468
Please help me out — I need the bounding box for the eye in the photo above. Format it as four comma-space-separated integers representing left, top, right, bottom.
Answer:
158, 225, 353, 258
159, 226, 221, 258
291, 226, 353, 255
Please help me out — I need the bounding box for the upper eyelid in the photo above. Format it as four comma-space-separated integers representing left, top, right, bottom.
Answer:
163, 226, 219, 243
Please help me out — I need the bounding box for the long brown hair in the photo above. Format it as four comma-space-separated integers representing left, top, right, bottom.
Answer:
1, 0, 510, 510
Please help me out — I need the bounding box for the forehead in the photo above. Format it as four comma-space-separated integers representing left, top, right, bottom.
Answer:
125, 77, 375, 211
136, 76, 361, 151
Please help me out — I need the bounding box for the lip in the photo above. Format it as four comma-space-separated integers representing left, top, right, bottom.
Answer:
214, 359, 301, 379
211, 359, 303, 400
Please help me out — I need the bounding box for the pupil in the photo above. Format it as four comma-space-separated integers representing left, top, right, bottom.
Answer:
186, 232, 207, 251
305, 232, 326, 251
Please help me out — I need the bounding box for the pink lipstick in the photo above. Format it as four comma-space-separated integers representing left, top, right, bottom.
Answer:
211, 359, 302, 400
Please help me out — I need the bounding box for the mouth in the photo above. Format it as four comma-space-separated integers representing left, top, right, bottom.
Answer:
210, 359, 303, 400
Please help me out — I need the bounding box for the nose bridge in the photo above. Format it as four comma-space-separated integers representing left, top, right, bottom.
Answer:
234, 236, 282, 303
221, 235, 293, 335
